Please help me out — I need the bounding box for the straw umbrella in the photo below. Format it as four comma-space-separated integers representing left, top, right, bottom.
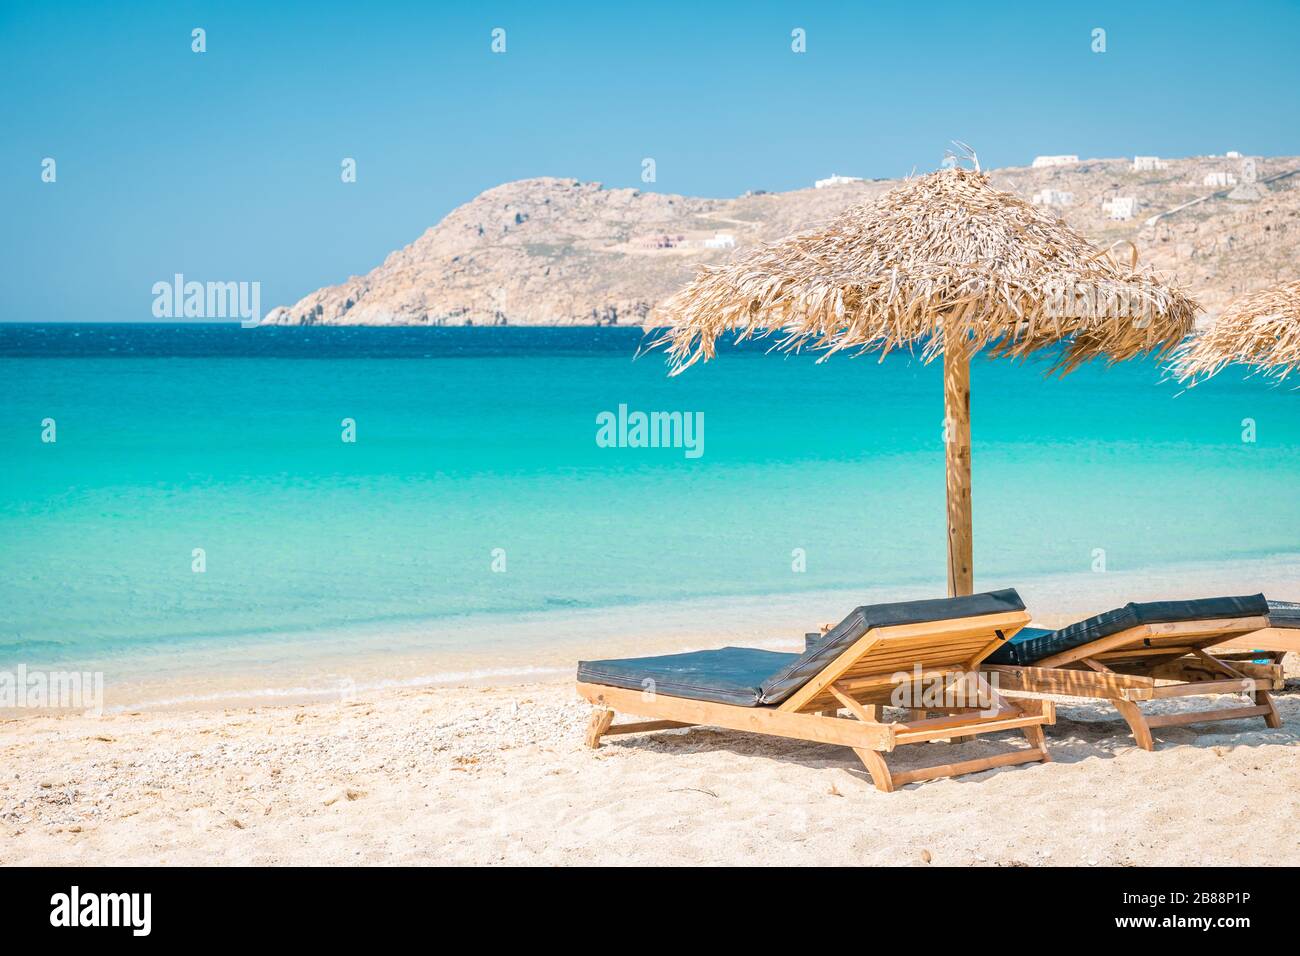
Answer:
651, 164, 1199, 596
1170, 279, 1300, 384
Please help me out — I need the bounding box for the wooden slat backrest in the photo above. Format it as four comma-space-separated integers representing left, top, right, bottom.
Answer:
778, 610, 1030, 713
1036, 616, 1270, 669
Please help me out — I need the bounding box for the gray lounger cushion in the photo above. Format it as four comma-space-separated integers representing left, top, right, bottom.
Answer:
1267, 600, 1300, 629
575, 647, 798, 707
986, 593, 1269, 666
578, 589, 1026, 707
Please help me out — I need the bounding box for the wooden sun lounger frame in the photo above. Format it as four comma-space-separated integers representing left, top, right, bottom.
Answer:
986, 615, 1283, 751
1211, 623, 1300, 660
577, 609, 1054, 792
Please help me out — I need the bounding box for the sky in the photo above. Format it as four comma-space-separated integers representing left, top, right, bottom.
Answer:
3, 0, 1299, 321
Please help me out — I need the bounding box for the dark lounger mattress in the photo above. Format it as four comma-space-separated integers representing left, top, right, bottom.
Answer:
1267, 600, 1300, 629
985, 593, 1269, 666
577, 589, 1026, 707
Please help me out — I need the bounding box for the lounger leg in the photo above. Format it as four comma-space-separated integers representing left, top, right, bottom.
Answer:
853, 747, 896, 793
1111, 698, 1155, 751
948, 672, 997, 743
1021, 724, 1050, 761
585, 708, 615, 748
1256, 690, 1283, 729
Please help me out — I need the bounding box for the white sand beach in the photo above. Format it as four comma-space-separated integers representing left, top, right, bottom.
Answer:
2, 657, 1297, 867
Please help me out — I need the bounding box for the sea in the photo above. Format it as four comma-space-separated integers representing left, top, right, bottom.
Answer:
2, 323, 1297, 709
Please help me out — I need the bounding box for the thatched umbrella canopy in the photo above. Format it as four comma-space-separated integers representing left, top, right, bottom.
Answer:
1170, 279, 1300, 384
651, 165, 1199, 596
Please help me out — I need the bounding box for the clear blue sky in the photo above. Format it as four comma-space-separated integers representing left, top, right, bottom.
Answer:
3, 0, 1298, 321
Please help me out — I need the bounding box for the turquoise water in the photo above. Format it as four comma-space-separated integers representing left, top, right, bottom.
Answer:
2, 324, 1298, 672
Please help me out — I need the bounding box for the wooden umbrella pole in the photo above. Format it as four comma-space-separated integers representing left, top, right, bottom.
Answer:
943, 322, 974, 597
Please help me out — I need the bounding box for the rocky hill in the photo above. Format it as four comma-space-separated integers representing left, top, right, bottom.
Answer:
262, 154, 1300, 328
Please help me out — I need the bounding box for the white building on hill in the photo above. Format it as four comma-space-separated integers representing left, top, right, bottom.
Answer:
814, 173, 863, 189
1102, 196, 1137, 221
1031, 155, 1079, 168
1204, 171, 1238, 188
1132, 156, 1166, 172
1032, 188, 1074, 207
702, 233, 736, 249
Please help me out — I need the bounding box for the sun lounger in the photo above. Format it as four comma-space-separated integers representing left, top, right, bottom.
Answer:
984, 594, 1282, 750
1209, 600, 1300, 659
576, 590, 1054, 792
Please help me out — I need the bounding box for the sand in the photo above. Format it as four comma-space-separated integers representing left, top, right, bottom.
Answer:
3, 660, 1298, 866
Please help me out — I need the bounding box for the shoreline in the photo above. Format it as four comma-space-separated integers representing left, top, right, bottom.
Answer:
4, 551, 1298, 717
